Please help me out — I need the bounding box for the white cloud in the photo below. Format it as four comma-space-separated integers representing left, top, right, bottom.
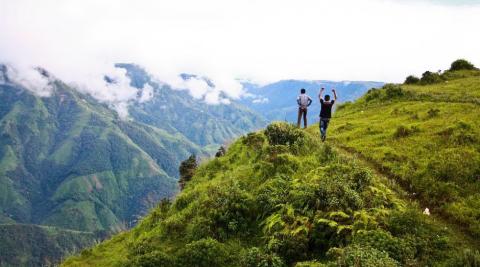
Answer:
1, 0, 480, 109
3, 65, 53, 97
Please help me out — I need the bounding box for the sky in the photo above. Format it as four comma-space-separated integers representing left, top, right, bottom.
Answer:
1, 0, 480, 111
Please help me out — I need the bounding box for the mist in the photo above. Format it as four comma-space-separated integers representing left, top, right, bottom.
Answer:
1, 0, 480, 115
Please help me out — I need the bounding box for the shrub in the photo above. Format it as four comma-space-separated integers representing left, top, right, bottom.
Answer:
176, 238, 231, 267
196, 181, 256, 240
450, 59, 476, 71
353, 230, 415, 263
241, 247, 285, 267
295, 261, 328, 267
420, 71, 443, 85
178, 154, 197, 190
215, 146, 226, 157
130, 251, 174, 267
328, 245, 400, 267
384, 84, 405, 99
265, 122, 305, 146
243, 132, 265, 149
393, 125, 418, 138
404, 75, 420, 85
365, 88, 383, 102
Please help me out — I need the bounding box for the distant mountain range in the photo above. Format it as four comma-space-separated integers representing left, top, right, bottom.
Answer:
241, 80, 384, 124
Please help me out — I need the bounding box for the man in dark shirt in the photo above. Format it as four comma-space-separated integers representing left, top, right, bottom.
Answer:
319, 88, 337, 142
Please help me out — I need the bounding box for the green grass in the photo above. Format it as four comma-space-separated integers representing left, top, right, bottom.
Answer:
330, 70, 480, 239
63, 122, 478, 267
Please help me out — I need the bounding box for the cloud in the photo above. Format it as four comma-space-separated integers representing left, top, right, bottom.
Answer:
1, 0, 480, 112
2, 64, 53, 97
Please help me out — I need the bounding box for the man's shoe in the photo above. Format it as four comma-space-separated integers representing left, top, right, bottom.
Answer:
321, 135, 326, 142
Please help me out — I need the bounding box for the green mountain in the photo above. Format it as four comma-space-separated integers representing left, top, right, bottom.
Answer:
118, 63, 267, 148
0, 69, 197, 266
63, 62, 480, 267
0, 62, 268, 266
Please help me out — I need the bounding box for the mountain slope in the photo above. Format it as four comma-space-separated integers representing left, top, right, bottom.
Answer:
0, 224, 96, 267
117, 63, 267, 148
241, 80, 384, 124
0, 66, 211, 266
329, 69, 480, 239
63, 122, 478, 267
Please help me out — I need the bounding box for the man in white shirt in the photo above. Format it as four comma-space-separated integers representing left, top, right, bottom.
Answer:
297, 88, 313, 128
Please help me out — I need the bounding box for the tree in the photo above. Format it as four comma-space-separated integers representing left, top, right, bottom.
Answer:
215, 146, 226, 158
450, 59, 476, 71
404, 75, 420, 85
420, 71, 443, 85
178, 154, 197, 190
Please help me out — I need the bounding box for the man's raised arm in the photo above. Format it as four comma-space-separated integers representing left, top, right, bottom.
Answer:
318, 87, 325, 101
332, 89, 338, 101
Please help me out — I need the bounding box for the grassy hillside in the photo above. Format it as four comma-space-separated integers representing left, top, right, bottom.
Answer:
63, 122, 479, 267
330, 69, 480, 239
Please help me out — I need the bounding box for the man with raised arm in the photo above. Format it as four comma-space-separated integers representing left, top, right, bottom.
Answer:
318, 88, 337, 142
297, 88, 313, 128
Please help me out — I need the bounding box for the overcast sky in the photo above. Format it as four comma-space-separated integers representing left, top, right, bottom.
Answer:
1, 0, 480, 108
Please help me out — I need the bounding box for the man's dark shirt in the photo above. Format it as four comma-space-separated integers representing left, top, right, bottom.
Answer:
320, 99, 335, 118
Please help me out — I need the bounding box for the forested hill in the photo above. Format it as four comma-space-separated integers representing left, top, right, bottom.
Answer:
63, 60, 480, 267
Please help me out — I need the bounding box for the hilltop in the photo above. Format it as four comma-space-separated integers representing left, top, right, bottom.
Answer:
63, 60, 480, 266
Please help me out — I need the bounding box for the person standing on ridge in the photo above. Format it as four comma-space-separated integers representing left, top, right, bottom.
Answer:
297, 88, 313, 128
319, 87, 337, 142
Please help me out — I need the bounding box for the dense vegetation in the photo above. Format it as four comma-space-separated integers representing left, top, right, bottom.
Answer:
64, 121, 479, 266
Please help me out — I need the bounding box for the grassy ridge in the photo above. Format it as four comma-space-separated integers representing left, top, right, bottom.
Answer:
330, 70, 480, 239
63, 123, 478, 267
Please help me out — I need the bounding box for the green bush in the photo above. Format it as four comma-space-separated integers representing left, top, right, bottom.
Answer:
243, 132, 266, 149
241, 247, 285, 267
328, 245, 399, 267
393, 125, 418, 138
265, 122, 305, 146
384, 84, 405, 99
353, 230, 415, 263
130, 251, 174, 267
450, 59, 477, 71
178, 154, 197, 190
365, 88, 383, 102
420, 71, 443, 85
176, 238, 232, 267
404, 75, 420, 85
195, 181, 256, 240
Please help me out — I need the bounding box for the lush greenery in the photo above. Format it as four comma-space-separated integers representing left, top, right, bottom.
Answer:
332, 64, 480, 241
64, 121, 478, 267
